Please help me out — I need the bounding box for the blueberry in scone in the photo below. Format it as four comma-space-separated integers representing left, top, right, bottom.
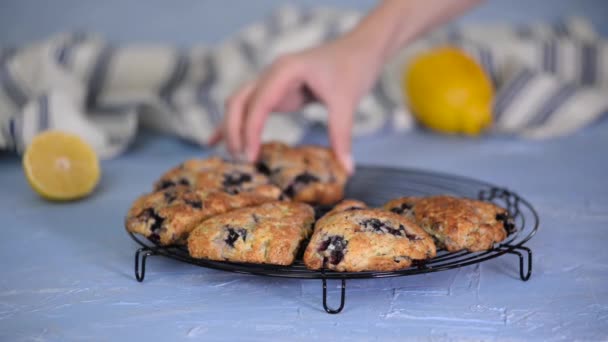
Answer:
125, 186, 281, 245
154, 156, 275, 195
256, 141, 349, 205
187, 202, 315, 265
383, 195, 511, 252
303, 200, 436, 272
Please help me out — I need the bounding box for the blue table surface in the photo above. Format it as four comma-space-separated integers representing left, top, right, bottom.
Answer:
1, 119, 607, 341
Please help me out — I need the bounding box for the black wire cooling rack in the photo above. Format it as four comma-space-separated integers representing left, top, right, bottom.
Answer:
129, 165, 538, 314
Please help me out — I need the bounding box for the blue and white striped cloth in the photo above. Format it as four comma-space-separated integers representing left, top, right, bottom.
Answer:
0, 6, 606, 158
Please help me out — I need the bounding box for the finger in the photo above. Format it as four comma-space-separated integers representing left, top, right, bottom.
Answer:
272, 88, 310, 113
244, 57, 302, 161
224, 81, 256, 157
327, 100, 355, 174
207, 128, 223, 146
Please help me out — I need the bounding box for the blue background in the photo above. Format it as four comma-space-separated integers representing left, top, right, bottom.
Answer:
1, 0, 607, 45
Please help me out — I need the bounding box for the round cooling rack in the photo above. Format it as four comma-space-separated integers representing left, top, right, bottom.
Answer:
128, 165, 538, 314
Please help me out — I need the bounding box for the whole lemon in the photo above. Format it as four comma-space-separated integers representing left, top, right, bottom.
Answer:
403, 46, 494, 136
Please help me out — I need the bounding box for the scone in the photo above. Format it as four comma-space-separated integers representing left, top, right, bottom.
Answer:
383, 195, 512, 252
188, 202, 315, 265
313, 199, 367, 220
155, 157, 274, 194
125, 185, 281, 245
256, 141, 349, 205
324, 199, 367, 215
303, 200, 436, 272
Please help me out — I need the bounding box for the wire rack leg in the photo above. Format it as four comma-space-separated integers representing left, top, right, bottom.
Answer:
135, 247, 157, 282
322, 278, 346, 314
504, 246, 532, 281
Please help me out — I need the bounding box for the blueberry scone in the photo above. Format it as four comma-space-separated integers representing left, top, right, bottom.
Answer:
188, 202, 315, 265
155, 157, 274, 194
125, 186, 281, 245
383, 195, 512, 252
256, 141, 349, 205
303, 200, 436, 272
324, 199, 367, 216
313, 199, 367, 220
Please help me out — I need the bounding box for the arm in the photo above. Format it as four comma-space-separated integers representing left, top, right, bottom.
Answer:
212, 0, 482, 173
345, 0, 481, 75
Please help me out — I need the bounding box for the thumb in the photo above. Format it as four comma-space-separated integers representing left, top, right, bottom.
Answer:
327, 100, 355, 175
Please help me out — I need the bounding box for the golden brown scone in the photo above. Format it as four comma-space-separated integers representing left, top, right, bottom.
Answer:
324, 199, 368, 216
303, 204, 436, 272
256, 141, 349, 205
188, 202, 315, 265
125, 186, 281, 245
154, 156, 274, 194
383, 195, 512, 252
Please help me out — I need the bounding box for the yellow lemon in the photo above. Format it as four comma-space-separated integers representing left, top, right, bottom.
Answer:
23, 130, 100, 201
403, 46, 494, 136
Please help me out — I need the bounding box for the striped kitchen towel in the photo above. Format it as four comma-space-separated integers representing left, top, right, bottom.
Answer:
0, 6, 606, 158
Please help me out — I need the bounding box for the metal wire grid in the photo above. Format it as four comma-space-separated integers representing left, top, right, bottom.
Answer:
129, 165, 538, 313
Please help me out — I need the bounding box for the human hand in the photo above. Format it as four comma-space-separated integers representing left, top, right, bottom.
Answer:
210, 0, 481, 175
209, 35, 383, 174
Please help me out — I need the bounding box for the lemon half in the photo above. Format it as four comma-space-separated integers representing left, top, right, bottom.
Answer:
403, 46, 494, 136
23, 131, 100, 201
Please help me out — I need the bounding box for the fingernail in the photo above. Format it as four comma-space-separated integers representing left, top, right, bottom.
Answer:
246, 146, 258, 162
234, 151, 248, 163
342, 153, 354, 174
